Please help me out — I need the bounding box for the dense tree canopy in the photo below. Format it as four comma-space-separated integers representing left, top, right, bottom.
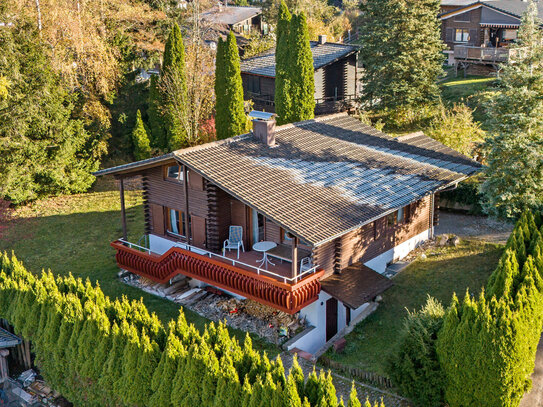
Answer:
481, 0, 543, 219
359, 0, 444, 110
0, 20, 102, 204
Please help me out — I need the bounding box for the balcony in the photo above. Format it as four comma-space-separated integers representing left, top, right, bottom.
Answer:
453, 45, 525, 63
111, 239, 324, 314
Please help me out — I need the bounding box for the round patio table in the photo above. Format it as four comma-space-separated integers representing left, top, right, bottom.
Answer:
252, 241, 277, 270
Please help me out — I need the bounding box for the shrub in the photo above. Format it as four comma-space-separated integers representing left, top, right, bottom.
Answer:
386, 296, 446, 407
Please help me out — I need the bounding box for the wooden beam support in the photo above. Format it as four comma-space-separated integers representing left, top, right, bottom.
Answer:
119, 177, 128, 240
182, 164, 192, 242
291, 236, 298, 279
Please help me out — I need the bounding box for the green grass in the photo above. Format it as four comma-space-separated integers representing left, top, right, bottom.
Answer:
440, 69, 496, 104
0, 178, 278, 355
325, 240, 504, 376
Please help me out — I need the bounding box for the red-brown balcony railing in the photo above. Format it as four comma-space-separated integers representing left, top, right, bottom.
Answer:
111, 240, 324, 314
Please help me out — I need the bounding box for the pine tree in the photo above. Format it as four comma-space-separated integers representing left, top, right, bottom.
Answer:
215, 31, 247, 140
148, 74, 166, 149
275, 0, 292, 125
359, 0, 443, 110
317, 370, 337, 407
286, 12, 315, 123
284, 372, 302, 407
161, 22, 187, 150
481, 0, 543, 219
289, 355, 305, 398
131, 109, 152, 160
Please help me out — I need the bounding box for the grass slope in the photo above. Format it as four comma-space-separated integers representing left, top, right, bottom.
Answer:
0, 178, 278, 355
440, 71, 495, 104
325, 240, 503, 375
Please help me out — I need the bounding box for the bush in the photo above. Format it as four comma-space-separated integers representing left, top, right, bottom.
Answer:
439, 175, 484, 214
426, 103, 485, 157
386, 296, 446, 407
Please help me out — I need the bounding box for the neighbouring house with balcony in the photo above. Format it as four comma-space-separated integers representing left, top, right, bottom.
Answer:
94, 112, 482, 354
240, 37, 361, 116
440, 0, 542, 72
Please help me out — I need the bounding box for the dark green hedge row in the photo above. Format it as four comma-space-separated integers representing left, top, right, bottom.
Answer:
387, 210, 543, 407
0, 253, 384, 407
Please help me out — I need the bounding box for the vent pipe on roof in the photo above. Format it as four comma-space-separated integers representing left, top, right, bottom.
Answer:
318, 35, 327, 44
249, 111, 277, 147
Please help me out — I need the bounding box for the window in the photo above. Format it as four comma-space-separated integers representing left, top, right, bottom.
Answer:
386, 211, 398, 227
397, 207, 405, 223
166, 208, 187, 236
247, 76, 261, 95
455, 28, 470, 42
165, 165, 183, 182
454, 11, 470, 22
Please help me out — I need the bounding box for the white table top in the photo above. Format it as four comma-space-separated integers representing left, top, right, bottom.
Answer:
252, 241, 277, 252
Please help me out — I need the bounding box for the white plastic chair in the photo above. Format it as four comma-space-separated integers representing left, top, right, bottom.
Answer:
223, 226, 245, 259
300, 257, 312, 272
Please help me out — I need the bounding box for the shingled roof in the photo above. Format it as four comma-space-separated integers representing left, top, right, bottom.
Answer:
201, 6, 261, 26
441, 0, 543, 20
95, 113, 482, 247
240, 42, 359, 78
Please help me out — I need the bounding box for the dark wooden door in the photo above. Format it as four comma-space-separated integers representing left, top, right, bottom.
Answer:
230, 200, 248, 246
191, 215, 206, 248
326, 298, 338, 342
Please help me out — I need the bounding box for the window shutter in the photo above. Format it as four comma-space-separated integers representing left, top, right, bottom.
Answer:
469, 29, 478, 44
150, 204, 165, 235
446, 28, 453, 42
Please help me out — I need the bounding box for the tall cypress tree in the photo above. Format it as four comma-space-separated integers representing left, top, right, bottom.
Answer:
275, 0, 292, 125
215, 31, 247, 140
287, 12, 315, 123
148, 74, 166, 149
359, 0, 443, 110
161, 22, 187, 150
131, 110, 152, 160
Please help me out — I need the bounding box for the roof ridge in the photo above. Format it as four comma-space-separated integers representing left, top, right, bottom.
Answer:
174, 133, 252, 157
274, 112, 350, 133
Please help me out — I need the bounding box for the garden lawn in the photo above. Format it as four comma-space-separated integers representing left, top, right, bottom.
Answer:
0, 177, 278, 355
325, 239, 504, 376
440, 72, 495, 104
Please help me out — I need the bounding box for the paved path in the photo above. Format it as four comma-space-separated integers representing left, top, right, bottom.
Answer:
520, 334, 543, 407
435, 212, 513, 244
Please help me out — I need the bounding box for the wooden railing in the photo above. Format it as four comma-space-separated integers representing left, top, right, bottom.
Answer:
111, 240, 324, 314
453, 45, 525, 63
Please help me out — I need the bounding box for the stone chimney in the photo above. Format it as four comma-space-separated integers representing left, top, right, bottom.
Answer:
250, 111, 277, 147
318, 35, 327, 44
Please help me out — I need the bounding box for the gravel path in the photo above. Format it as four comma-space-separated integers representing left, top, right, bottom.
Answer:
281, 352, 411, 407
435, 212, 514, 244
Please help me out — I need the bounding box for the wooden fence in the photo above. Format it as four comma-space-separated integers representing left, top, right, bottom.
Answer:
319, 355, 393, 389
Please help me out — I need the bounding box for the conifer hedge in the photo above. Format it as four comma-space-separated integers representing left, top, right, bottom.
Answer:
437, 210, 543, 407
0, 253, 377, 407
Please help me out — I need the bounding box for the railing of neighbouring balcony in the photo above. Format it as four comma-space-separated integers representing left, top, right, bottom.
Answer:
117, 237, 320, 284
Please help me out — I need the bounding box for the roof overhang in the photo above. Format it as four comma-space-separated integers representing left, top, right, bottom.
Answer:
440, 3, 482, 19
92, 154, 178, 177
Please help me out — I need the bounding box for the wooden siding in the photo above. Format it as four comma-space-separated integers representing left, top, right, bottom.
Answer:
313, 195, 432, 277
145, 166, 209, 245
442, 7, 483, 49
265, 219, 281, 243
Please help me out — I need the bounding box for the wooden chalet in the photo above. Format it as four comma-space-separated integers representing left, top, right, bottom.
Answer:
201, 5, 266, 35
440, 0, 542, 71
94, 113, 482, 353
239, 37, 361, 115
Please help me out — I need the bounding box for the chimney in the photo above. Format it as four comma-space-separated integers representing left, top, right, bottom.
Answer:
318, 34, 327, 44
249, 111, 277, 147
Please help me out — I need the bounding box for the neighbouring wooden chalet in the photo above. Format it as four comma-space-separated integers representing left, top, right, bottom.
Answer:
94, 112, 482, 354
201, 5, 267, 35
440, 0, 542, 71
240, 37, 361, 115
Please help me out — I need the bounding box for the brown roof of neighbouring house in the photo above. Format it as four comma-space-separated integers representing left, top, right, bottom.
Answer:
201, 6, 261, 26
321, 262, 393, 309
240, 42, 360, 78
94, 113, 482, 247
